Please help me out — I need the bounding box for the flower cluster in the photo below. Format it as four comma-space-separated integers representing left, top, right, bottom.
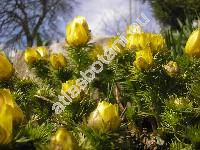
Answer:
52, 16, 127, 115
24, 46, 67, 69
125, 25, 165, 70
1, 13, 200, 149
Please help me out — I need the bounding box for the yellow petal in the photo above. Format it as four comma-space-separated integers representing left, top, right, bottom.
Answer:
0, 52, 14, 81
88, 101, 120, 133
134, 49, 153, 70
185, 29, 200, 58
126, 24, 143, 35
139, 33, 151, 49
0, 89, 14, 107
0, 99, 12, 144
100, 103, 120, 131
0, 89, 24, 124
50, 53, 67, 69
107, 36, 124, 53
36, 46, 49, 58
88, 109, 104, 131
24, 47, 41, 64
50, 128, 76, 150
150, 34, 165, 53
126, 34, 137, 49
62, 80, 77, 93
126, 33, 165, 52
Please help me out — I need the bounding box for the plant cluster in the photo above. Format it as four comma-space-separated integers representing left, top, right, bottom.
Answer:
0, 16, 200, 150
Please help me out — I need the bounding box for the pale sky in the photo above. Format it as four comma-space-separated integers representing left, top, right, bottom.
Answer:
65, 0, 160, 36
2, 0, 161, 53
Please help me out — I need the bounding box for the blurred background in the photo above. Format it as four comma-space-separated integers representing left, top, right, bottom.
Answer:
0, 0, 199, 55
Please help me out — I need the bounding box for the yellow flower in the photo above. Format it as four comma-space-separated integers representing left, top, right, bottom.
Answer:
88, 101, 120, 133
24, 47, 41, 64
185, 29, 200, 58
126, 24, 143, 35
163, 61, 179, 77
126, 33, 140, 49
126, 33, 165, 53
139, 33, 151, 49
126, 25, 144, 50
107, 36, 124, 53
0, 52, 14, 81
134, 49, 153, 70
62, 79, 81, 100
66, 16, 90, 46
0, 89, 24, 124
174, 98, 190, 109
50, 53, 67, 69
24, 46, 49, 64
0, 100, 12, 144
0, 89, 24, 144
62, 80, 77, 93
89, 44, 104, 61
50, 128, 77, 150
36, 46, 49, 58
127, 33, 150, 50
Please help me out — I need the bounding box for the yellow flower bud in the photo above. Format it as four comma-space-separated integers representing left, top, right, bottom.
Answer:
62, 80, 77, 93
88, 101, 120, 133
185, 29, 200, 58
36, 46, 49, 58
126, 24, 143, 35
24, 47, 41, 64
66, 16, 91, 46
50, 53, 67, 69
0, 52, 14, 81
62, 80, 80, 100
167, 97, 191, 110
134, 49, 153, 70
0, 89, 24, 124
163, 61, 179, 77
50, 128, 76, 150
0, 100, 12, 144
